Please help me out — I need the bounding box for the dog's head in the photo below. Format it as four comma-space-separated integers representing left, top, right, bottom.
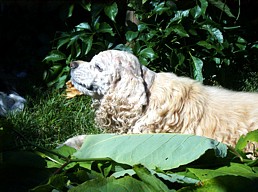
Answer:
70, 50, 155, 105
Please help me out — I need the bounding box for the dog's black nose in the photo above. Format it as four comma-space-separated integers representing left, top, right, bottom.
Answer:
70, 61, 79, 69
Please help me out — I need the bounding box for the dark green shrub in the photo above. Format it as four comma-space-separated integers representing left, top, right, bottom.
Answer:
44, 0, 258, 90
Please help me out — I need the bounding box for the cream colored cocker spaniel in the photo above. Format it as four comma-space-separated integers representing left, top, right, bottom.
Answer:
69, 50, 258, 148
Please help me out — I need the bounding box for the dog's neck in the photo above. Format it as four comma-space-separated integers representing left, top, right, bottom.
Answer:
141, 65, 156, 91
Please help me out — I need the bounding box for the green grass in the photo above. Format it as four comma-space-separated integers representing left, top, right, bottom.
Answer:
241, 72, 258, 92
2, 89, 100, 149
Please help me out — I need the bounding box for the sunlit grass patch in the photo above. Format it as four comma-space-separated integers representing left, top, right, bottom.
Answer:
3, 89, 99, 148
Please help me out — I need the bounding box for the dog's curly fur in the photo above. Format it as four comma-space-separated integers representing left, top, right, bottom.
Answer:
70, 50, 258, 147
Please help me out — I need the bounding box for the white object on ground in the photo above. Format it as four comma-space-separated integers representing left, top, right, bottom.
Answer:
0, 92, 26, 116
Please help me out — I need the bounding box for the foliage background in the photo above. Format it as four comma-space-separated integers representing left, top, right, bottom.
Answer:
43, 0, 258, 90
1, 0, 258, 94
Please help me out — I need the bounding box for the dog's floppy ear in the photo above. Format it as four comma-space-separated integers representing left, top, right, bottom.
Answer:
108, 55, 148, 107
112, 67, 148, 107
113, 51, 155, 91
98, 50, 157, 108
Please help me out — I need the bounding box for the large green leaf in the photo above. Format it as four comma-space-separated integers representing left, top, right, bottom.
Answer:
180, 162, 258, 191
69, 175, 165, 192
73, 134, 227, 170
188, 163, 258, 181
179, 175, 258, 192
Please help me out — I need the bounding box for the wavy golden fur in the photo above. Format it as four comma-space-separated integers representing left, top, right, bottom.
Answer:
69, 50, 258, 147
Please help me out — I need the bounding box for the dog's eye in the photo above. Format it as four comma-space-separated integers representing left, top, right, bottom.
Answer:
95, 63, 103, 72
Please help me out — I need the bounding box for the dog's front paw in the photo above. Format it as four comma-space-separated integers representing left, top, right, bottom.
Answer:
58, 135, 87, 150
128, 125, 151, 134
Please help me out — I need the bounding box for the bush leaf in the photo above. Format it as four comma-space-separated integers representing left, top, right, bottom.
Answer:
73, 134, 227, 170
98, 22, 115, 36
138, 47, 156, 61
202, 25, 223, 43
208, 0, 235, 18
104, 2, 118, 22
190, 54, 204, 82
125, 31, 139, 42
43, 50, 66, 63
133, 164, 171, 192
76, 22, 92, 31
